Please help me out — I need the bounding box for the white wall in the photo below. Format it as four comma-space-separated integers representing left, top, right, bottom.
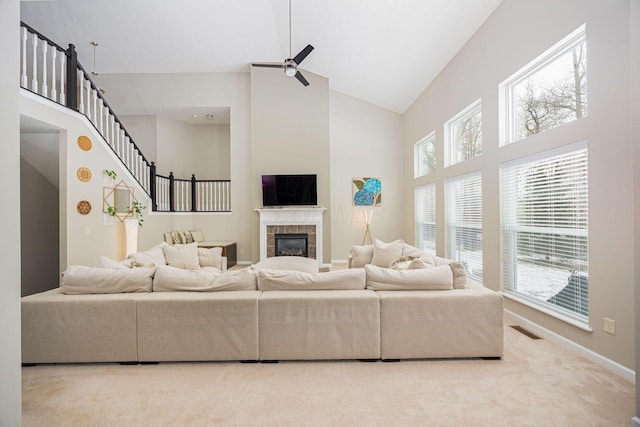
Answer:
329, 91, 403, 261
0, 0, 22, 424
192, 124, 230, 180
403, 0, 635, 369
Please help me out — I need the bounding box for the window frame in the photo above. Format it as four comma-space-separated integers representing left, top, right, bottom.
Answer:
414, 183, 436, 255
499, 24, 587, 145
444, 99, 482, 167
500, 142, 589, 324
414, 131, 436, 178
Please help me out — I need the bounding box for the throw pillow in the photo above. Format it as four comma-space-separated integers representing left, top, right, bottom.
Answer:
198, 247, 223, 269
350, 245, 374, 268
190, 230, 205, 242
163, 242, 200, 270
390, 255, 421, 270
184, 231, 195, 244
364, 264, 453, 291
61, 265, 155, 294
449, 261, 467, 289
178, 231, 187, 245
169, 230, 182, 245
370, 239, 404, 268
127, 242, 168, 267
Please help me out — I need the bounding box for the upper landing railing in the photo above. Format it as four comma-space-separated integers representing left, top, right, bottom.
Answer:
19, 22, 231, 213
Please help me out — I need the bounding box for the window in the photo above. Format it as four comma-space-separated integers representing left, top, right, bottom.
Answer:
501, 25, 587, 145
445, 99, 482, 166
446, 173, 482, 281
415, 183, 436, 254
500, 144, 588, 321
414, 132, 436, 177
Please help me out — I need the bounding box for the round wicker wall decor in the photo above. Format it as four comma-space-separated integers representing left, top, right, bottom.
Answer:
77, 135, 92, 151
77, 200, 92, 215
77, 167, 92, 182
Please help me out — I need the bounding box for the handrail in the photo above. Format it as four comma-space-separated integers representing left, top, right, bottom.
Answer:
19, 22, 232, 214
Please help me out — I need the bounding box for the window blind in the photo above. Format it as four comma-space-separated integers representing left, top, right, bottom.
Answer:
446, 173, 482, 281
500, 145, 588, 319
415, 183, 436, 254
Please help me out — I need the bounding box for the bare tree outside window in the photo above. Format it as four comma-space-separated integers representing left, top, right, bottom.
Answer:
415, 132, 436, 177
446, 100, 482, 166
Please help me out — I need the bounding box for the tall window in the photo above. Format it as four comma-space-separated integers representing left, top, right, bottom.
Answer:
414, 132, 436, 177
500, 144, 588, 320
446, 173, 482, 281
501, 25, 587, 144
415, 183, 436, 254
445, 99, 482, 166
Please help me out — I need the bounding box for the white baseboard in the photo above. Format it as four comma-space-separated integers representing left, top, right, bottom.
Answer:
236, 261, 252, 265
631, 416, 640, 427
504, 310, 635, 383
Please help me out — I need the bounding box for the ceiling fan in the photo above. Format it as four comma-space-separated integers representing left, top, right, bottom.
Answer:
252, 0, 314, 86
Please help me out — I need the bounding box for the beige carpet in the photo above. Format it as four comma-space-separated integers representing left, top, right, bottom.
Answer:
22, 323, 635, 427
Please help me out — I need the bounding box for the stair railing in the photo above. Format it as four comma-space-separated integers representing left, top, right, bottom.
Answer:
19, 22, 231, 213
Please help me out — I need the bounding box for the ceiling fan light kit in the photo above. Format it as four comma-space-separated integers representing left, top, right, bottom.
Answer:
252, 0, 314, 86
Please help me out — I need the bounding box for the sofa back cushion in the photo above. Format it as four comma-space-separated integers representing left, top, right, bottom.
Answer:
254, 256, 319, 274
364, 264, 454, 291
197, 247, 223, 269
61, 265, 155, 294
257, 268, 366, 291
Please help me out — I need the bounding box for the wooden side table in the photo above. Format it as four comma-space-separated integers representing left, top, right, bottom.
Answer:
198, 241, 237, 268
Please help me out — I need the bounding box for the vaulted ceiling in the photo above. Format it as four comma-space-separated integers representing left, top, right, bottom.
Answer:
21, 0, 502, 114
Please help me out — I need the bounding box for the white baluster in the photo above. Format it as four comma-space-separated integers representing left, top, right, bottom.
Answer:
92, 89, 97, 126
78, 71, 84, 114
60, 53, 66, 105
41, 42, 48, 97
21, 27, 27, 87
31, 33, 38, 92
50, 48, 57, 102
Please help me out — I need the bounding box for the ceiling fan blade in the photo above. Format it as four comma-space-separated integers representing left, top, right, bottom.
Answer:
251, 63, 283, 68
292, 44, 314, 65
295, 71, 310, 86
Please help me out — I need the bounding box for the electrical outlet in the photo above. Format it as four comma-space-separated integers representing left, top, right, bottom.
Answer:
84, 226, 91, 235
604, 318, 616, 335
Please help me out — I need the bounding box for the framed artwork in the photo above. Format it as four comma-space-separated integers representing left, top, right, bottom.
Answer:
352, 177, 381, 206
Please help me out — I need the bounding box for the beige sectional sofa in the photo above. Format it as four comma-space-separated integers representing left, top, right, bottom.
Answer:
21, 241, 503, 364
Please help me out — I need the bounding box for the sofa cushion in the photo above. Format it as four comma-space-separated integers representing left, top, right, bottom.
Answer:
61, 265, 155, 294
152, 265, 221, 292
370, 239, 404, 267
365, 264, 453, 291
163, 242, 199, 270
257, 268, 366, 291
350, 245, 374, 268
254, 256, 319, 273
197, 247, 223, 269
96, 256, 131, 270
212, 268, 258, 291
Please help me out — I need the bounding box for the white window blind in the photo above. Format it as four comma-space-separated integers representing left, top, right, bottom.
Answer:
500, 145, 588, 320
446, 173, 482, 281
415, 183, 436, 254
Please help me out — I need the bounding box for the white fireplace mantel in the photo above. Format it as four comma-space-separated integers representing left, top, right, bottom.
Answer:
256, 207, 326, 265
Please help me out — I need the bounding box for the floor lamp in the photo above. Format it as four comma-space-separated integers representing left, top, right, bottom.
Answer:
361, 208, 373, 245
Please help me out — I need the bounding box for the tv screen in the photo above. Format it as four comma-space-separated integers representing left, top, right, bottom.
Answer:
262, 174, 317, 206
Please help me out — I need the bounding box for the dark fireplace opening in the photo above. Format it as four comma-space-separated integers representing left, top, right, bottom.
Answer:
275, 233, 308, 257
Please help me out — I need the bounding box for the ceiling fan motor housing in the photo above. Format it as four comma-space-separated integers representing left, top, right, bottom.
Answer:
284, 60, 297, 76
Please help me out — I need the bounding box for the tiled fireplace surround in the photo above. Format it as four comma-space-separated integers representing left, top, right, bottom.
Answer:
256, 207, 325, 265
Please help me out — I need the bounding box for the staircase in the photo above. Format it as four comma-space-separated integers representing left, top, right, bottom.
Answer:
19, 22, 230, 213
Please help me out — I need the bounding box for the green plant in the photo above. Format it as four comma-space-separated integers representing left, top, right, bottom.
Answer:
106, 206, 117, 216
104, 169, 117, 180
126, 200, 147, 227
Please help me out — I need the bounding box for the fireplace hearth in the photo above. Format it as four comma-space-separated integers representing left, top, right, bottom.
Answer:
275, 233, 308, 257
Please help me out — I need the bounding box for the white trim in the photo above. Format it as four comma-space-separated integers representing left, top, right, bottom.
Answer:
502, 291, 591, 331
504, 310, 635, 383
631, 416, 640, 427
331, 260, 348, 265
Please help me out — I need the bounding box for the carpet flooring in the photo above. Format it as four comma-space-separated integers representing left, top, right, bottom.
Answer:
22, 321, 635, 427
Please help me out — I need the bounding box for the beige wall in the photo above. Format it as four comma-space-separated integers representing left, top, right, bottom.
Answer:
250, 68, 331, 263
192, 124, 230, 180
403, 0, 636, 369
118, 115, 158, 165
329, 91, 403, 261
1, 0, 22, 423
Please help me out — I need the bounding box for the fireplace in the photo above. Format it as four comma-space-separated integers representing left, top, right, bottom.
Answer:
275, 233, 308, 257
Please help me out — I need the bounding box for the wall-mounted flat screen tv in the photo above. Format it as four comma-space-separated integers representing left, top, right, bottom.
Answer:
262, 174, 317, 206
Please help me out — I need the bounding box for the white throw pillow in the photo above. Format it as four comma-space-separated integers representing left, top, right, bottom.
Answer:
163, 242, 200, 270
128, 242, 168, 267
370, 239, 404, 268
350, 245, 374, 268
198, 247, 223, 268
61, 265, 154, 294
190, 230, 205, 242
364, 264, 453, 291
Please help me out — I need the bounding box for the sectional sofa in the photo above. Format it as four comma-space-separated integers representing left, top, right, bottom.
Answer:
21, 241, 504, 364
